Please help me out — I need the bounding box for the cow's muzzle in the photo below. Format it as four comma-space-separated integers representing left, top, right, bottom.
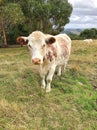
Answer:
32, 58, 41, 65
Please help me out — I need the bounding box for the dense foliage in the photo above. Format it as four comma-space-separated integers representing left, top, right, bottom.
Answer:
0, 0, 25, 46
80, 28, 97, 39
68, 28, 97, 40
0, 0, 72, 45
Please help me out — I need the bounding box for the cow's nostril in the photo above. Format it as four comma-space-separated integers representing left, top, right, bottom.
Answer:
32, 58, 41, 64
38, 59, 41, 62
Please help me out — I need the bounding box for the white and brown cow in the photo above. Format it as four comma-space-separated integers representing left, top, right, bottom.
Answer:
17, 31, 71, 92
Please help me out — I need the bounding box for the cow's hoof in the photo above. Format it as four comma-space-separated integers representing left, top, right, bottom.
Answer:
41, 86, 45, 89
57, 73, 61, 76
46, 88, 51, 93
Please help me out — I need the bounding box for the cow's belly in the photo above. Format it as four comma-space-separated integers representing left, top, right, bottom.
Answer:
56, 56, 68, 66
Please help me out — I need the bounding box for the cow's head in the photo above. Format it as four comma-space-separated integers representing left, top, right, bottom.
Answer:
17, 31, 56, 65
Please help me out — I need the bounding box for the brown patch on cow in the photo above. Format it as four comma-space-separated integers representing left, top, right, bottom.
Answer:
60, 43, 69, 57
46, 44, 57, 61
17, 37, 28, 45
57, 37, 69, 57
46, 51, 53, 61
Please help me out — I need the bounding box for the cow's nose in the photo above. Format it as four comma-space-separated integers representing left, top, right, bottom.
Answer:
32, 58, 41, 64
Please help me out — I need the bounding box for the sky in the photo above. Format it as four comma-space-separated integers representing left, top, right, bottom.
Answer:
65, 0, 97, 29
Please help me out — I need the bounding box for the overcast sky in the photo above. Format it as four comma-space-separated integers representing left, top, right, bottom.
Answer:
65, 0, 97, 29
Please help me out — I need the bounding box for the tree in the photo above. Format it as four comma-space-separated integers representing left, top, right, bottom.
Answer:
0, 0, 72, 45
0, 1, 25, 46
48, 0, 72, 33
68, 33, 80, 40
80, 28, 97, 39
19, 0, 72, 34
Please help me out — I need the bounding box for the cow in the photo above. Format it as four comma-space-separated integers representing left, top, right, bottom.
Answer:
17, 31, 71, 92
83, 39, 93, 43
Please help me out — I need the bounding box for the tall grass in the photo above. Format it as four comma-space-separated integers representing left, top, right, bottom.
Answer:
0, 40, 97, 130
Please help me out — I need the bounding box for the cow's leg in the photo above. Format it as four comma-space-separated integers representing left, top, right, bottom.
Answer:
39, 66, 46, 89
57, 60, 68, 76
41, 75, 46, 89
57, 66, 62, 76
61, 60, 68, 74
46, 65, 56, 92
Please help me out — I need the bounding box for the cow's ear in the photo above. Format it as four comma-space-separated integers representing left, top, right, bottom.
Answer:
45, 37, 56, 44
17, 37, 28, 45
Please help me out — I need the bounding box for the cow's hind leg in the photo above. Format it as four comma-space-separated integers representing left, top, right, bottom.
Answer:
57, 61, 68, 76
46, 65, 56, 92
61, 61, 68, 74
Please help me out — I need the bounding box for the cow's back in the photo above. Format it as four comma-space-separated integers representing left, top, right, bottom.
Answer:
55, 34, 71, 60
56, 33, 71, 49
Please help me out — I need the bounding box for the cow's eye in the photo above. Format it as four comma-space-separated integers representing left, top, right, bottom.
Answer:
42, 44, 45, 48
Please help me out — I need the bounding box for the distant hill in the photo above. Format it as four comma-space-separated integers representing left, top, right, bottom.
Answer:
64, 28, 84, 35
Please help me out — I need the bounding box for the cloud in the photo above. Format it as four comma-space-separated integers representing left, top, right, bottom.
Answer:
69, 0, 97, 8
73, 8, 97, 16
66, 0, 97, 28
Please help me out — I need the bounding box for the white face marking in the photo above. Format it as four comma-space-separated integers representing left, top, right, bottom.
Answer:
27, 36, 46, 64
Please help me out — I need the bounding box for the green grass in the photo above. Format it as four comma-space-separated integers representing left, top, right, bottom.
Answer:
0, 40, 97, 130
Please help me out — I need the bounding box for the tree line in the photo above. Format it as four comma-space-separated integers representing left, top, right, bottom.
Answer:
68, 28, 97, 40
0, 0, 72, 46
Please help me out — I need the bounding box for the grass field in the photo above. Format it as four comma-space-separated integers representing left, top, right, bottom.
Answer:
0, 40, 97, 130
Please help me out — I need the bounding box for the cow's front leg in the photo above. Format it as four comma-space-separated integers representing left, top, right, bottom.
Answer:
39, 65, 46, 89
46, 65, 56, 92
41, 75, 46, 89
57, 66, 62, 76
